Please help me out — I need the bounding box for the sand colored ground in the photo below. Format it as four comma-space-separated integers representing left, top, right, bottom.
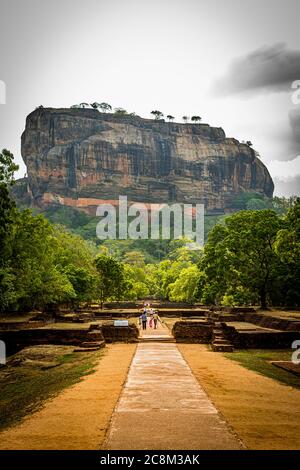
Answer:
178, 344, 300, 450
0, 343, 136, 450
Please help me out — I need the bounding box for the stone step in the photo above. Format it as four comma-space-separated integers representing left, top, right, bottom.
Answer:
212, 340, 232, 346
139, 336, 175, 343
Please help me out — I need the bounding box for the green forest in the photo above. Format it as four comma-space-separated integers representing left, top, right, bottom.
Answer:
1, 149, 299, 313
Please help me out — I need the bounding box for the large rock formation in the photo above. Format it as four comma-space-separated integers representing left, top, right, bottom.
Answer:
20, 107, 274, 214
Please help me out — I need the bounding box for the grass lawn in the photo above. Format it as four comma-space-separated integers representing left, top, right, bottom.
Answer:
0, 347, 104, 432
224, 349, 300, 390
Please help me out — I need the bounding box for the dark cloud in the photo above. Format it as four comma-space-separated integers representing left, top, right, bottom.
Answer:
214, 43, 300, 95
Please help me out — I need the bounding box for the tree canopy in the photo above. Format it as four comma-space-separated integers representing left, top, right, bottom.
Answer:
0, 150, 299, 312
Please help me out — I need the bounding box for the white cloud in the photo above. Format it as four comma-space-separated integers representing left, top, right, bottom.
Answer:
268, 155, 300, 181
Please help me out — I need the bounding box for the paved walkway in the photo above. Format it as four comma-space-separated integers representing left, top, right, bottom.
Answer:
105, 321, 243, 450
139, 316, 173, 340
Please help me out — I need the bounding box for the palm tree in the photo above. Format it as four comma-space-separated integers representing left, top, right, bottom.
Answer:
182, 116, 189, 123
191, 116, 202, 123
99, 102, 112, 113
79, 102, 90, 108
151, 110, 164, 120
167, 115, 175, 122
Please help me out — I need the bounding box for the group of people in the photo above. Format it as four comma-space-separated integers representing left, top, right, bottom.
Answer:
139, 303, 159, 330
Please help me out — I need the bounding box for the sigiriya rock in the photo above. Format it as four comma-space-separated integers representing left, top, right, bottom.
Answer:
17, 107, 274, 214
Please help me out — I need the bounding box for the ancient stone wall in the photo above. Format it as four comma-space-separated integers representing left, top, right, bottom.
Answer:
0, 327, 104, 355
223, 324, 300, 348
172, 321, 213, 343
101, 324, 139, 343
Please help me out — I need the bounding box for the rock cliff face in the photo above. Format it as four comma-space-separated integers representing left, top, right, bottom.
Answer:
20, 108, 274, 214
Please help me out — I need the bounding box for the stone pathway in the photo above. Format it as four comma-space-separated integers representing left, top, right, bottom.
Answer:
104, 325, 243, 450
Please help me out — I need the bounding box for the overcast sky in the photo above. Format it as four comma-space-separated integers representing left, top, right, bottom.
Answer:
0, 0, 299, 196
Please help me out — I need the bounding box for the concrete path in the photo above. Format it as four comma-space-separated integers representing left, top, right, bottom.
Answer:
105, 341, 243, 450
139, 316, 173, 341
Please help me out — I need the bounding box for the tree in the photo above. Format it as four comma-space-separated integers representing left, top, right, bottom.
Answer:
53, 227, 99, 306
94, 254, 126, 308
169, 265, 200, 302
246, 140, 253, 147
99, 102, 112, 113
271, 196, 295, 215
191, 116, 201, 123
63, 265, 96, 306
166, 115, 175, 122
5, 211, 76, 311
0, 149, 19, 185
79, 103, 90, 108
232, 192, 266, 210
273, 199, 300, 306
0, 151, 100, 313
123, 250, 145, 267
122, 263, 149, 300
0, 150, 19, 311
114, 107, 128, 116
182, 116, 189, 123
198, 210, 283, 308
275, 199, 300, 264
151, 110, 164, 120
90, 102, 101, 110
154, 250, 195, 300
246, 198, 268, 211
0, 149, 19, 267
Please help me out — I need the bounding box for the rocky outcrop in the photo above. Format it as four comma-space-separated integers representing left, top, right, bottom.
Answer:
20, 107, 274, 214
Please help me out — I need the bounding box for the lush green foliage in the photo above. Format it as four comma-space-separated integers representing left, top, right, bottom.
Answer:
197, 204, 300, 308
1, 149, 299, 312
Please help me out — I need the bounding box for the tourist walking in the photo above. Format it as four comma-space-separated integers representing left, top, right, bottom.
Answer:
153, 311, 159, 329
141, 311, 147, 330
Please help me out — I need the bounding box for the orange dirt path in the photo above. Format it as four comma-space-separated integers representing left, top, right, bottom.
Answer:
0, 344, 136, 450
178, 344, 300, 450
